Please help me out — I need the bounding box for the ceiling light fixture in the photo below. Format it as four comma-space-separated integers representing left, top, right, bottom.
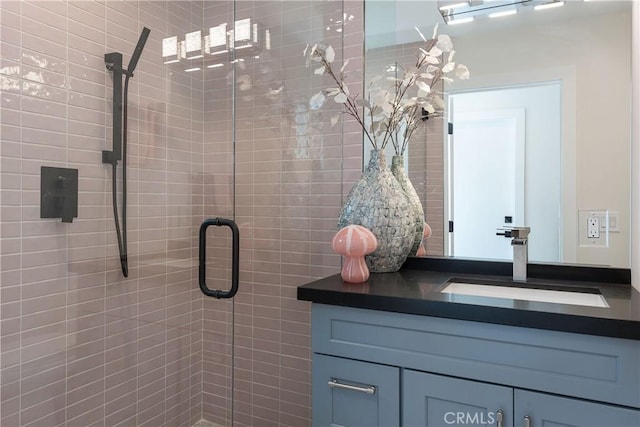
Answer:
439, 2, 469, 11
447, 16, 475, 25
534, 1, 565, 11
489, 8, 518, 18
438, 0, 565, 25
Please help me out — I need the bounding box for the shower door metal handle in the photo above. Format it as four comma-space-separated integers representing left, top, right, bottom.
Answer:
199, 218, 239, 299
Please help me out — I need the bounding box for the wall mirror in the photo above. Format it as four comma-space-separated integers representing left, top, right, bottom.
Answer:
364, 0, 633, 268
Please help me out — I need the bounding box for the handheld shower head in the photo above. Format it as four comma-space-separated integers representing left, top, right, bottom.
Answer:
127, 27, 150, 75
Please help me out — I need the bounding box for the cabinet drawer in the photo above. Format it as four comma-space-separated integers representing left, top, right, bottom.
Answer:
312, 304, 640, 408
313, 354, 400, 427
515, 390, 640, 427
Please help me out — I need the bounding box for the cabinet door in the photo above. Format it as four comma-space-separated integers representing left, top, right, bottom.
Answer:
515, 390, 640, 427
312, 354, 400, 427
403, 370, 512, 427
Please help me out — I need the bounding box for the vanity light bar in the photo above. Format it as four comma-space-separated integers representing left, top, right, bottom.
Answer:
164, 18, 270, 71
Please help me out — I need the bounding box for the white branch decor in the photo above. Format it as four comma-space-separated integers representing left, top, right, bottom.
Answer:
304, 24, 470, 155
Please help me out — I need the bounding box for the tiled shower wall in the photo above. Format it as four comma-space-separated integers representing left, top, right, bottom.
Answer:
200, 1, 362, 425
1, 1, 363, 426
1, 1, 203, 426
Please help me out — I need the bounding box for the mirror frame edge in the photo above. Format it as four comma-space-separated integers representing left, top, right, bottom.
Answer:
631, 0, 639, 290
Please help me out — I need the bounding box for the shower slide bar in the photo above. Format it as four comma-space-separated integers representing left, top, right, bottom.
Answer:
103, 27, 150, 277
199, 218, 240, 299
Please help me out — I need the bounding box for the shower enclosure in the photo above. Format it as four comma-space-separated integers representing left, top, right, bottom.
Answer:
0, 1, 363, 426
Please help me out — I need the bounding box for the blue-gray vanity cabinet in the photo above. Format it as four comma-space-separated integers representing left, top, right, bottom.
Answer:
312, 354, 400, 427
403, 370, 640, 427
514, 390, 640, 427
310, 304, 640, 427
403, 370, 513, 427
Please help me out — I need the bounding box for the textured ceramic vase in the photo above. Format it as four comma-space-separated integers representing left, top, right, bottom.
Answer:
332, 225, 378, 283
415, 222, 432, 257
338, 149, 414, 273
391, 154, 425, 256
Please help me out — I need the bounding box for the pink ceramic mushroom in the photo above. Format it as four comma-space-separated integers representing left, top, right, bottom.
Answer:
332, 225, 378, 283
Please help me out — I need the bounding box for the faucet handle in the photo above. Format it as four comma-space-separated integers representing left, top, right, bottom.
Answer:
496, 226, 530, 239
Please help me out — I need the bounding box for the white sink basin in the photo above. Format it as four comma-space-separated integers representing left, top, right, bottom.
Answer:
441, 281, 609, 308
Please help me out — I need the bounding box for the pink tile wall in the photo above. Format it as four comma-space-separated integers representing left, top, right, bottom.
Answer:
1, 1, 205, 426
200, 1, 362, 426
2, 0, 365, 426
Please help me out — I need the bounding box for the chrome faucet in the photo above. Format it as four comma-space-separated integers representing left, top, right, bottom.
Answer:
497, 227, 531, 282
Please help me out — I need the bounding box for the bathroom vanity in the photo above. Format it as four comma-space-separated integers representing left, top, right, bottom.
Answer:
297, 258, 640, 427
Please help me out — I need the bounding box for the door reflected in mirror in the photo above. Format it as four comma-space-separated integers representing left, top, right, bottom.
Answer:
364, 0, 632, 267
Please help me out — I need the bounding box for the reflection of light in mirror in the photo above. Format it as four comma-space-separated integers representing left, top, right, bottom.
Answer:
0, 65, 21, 77
23, 53, 50, 69
1, 76, 20, 91
23, 71, 44, 83
448, 17, 474, 25
535, 1, 565, 11
23, 81, 51, 98
438, 0, 565, 24
489, 8, 518, 18
439, 2, 468, 11
184, 67, 201, 73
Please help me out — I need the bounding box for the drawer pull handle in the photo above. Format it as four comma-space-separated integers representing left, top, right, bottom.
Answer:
496, 409, 504, 427
328, 379, 376, 395
523, 415, 531, 427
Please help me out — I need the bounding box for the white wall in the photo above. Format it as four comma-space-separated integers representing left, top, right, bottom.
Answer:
450, 8, 632, 267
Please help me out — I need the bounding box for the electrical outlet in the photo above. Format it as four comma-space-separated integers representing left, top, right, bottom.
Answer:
578, 209, 608, 247
587, 217, 600, 238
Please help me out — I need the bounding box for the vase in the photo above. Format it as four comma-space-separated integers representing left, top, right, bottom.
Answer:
391, 154, 425, 256
338, 149, 414, 273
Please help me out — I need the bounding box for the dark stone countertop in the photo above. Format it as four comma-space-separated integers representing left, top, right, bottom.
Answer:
297, 257, 640, 340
